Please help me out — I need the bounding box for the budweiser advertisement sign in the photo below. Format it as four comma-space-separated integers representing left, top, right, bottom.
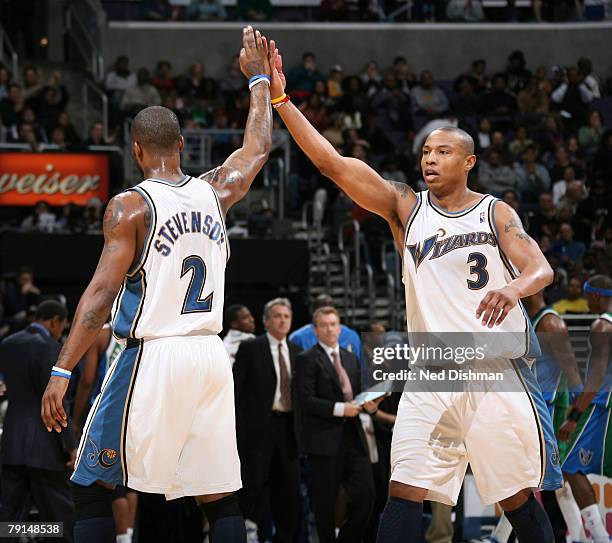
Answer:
0, 153, 109, 206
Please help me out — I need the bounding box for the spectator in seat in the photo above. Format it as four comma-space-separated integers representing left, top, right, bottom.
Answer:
528, 192, 558, 239
2, 267, 41, 327
7, 120, 41, 151
22, 65, 44, 106
21, 202, 56, 233
509, 125, 534, 158
393, 56, 416, 94
477, 149, 517, 197
185, 62, 216, 100
480, 73, 516, 120
219, 54, 246, 97
360, 61, 383, 98
320, 0, 349, 20
83, 122, 111, 146
469, 58, 489, 95
505, 50, 532, 94
290, 294, 362, 359
450, 75, 479, 120
577, 57, 601, 99
36, 86, 68, 128
411, 70, 448, 118
552, 275, 589, 314
578, 110, 604, 158
151, 61, 175, 95
381, 159, 407, 184
0, 83, 24, 127
187, 0, 227, 20
51, 111, 81, 148
322, 113, 344, 147
120, 68, 162, 115
446, 0, 485, 22
236, 0, 272, 21
476, 116, 492, 152
223, 304, 256, 365
552, 164, 587, 206
553, 222, 586, 266
105, 56, 137, 106
515, 145, 551, 203
551, 66, 593, 128
142, 0, 172, 20
549, 145, 584, 182
287, 53, 325, 103
299, 93, 328, 132
49, 126, 68, 151
327, 65, 344, 102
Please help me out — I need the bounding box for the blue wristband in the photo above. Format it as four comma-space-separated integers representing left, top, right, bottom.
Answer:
248, 74, 270, 85
51, 371, 71, 379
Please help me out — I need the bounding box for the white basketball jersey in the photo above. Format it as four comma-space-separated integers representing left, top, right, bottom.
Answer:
402, 190, 530, 356
111, 175, 229, 340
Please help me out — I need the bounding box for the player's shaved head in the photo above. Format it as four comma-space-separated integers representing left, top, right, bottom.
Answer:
427, 127, 475, 156
131, 106, 181, 153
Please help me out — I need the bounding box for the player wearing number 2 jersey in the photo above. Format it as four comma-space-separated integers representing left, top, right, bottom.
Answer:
267, 42, 561, 543
41, 26, 272, 543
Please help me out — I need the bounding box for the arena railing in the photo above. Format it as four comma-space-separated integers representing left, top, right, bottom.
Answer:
82, 79, 109, 141
65, 3, 105, 82
0, 22, 19, 81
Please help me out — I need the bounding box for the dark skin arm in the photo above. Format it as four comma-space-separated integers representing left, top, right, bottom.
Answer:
477, 202, 554, 327
559, 319, 611, 442
72, 325, 112, 437
268, 46, 416, 251
41, 191, 147, 432
540, 313, 583, 390
202, 26, 272, 214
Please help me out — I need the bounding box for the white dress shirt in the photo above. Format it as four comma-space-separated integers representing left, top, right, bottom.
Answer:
223, 328, 255, 365
267, 333, 292, 412
319, 342, 348, 418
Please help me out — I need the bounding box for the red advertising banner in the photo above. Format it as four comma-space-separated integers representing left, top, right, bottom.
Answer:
0, 153, 109, 206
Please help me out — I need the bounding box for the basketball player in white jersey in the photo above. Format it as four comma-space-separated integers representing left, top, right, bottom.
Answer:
267, 46, 561, 542
41, 26, 272, 543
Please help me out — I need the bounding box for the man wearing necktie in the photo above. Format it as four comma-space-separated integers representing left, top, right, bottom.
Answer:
233, 298, 302, 542
295, 306, 376, 543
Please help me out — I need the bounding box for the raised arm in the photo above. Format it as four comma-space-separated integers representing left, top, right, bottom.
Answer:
203, 26, 272, 213
41, 191, 144, 432
477, 201, 553, 327
268, 45, 415, 241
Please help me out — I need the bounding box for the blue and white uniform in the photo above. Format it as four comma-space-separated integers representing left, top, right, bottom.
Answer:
72, 175, 241, 499
390, 191, 562, 506
561, 312, 612, 477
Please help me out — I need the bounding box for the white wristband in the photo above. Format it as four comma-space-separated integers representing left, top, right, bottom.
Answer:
249, 78, 270, 91
51, 366, 72, 377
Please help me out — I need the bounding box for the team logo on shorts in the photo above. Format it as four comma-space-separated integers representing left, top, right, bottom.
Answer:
550, 446, 559, 467
579, 448, 593, 467
86, 439, 118, 469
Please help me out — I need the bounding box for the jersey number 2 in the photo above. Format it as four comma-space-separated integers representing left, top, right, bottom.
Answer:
181, 255, 214, 313
467, 252, 489, 290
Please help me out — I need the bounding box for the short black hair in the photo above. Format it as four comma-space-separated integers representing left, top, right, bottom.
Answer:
429, 126, 475, 155
131, 106, 181, 153
225, 304, 247, 326
313, 293, 334, 310
35, 300, 68, 322
302, 52, 315, 61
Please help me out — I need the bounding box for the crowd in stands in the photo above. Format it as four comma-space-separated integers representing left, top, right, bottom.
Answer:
106, 0, 611, 22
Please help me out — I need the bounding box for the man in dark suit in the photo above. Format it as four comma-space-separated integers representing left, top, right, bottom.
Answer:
296, 306, 376, 543
0, 300, 76, 542
233, 297, 302, 542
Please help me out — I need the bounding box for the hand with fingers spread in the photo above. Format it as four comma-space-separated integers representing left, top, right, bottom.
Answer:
41, 376, 69, 433
239, 25, 271, 79
475, 284, 521, 328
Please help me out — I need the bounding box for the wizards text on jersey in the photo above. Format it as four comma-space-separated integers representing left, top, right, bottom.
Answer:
407, 231, 497, 269
154, 210, 225, 256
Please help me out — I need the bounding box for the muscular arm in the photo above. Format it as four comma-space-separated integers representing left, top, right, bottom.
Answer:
55, 192, 143, 371
72, 326, 110, 435
494, 201, 553, 297
542, 314, 583, 389
276, 100, 416, 239
574, 320, 610, 412
203, 83, 271, 213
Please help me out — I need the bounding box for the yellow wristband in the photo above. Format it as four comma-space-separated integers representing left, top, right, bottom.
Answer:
271, 93, 287, 105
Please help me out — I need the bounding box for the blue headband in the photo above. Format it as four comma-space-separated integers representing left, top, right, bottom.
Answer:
584, 281, 612, 297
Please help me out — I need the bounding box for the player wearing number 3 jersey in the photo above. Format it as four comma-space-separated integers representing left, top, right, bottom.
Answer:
41, 26, 272, 543
266, 41, 562, 543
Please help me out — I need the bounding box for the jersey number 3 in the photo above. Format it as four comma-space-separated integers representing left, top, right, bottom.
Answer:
181, 255, 214, 313
467, 252, 489, 290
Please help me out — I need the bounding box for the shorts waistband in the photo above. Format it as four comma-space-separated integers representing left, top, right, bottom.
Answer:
125, 334, 219, 349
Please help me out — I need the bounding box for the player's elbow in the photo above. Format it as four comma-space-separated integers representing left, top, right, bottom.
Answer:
541, 260, 554, 287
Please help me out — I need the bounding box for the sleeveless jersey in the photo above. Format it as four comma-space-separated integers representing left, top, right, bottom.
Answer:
587, 312, 612, 407
111, 175, 229, 340
532, 307, 563, 403
402, 191, 534, 359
